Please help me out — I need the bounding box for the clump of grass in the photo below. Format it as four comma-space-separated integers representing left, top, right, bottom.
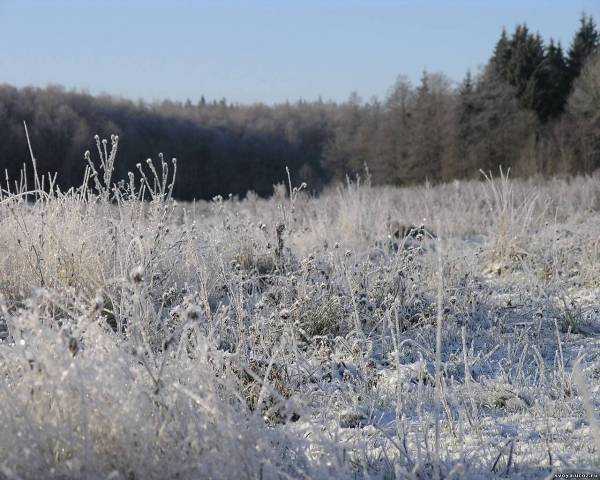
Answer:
291, 293, 345, 342
480, 167, 538, 274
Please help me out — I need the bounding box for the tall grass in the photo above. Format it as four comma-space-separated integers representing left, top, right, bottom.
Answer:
0, 136, 599, 479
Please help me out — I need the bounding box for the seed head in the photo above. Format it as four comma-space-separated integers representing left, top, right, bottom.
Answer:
92, 295, 104, 312
68, 337, 78, 356
186, 306, 201, 320
130, 266, 144, 283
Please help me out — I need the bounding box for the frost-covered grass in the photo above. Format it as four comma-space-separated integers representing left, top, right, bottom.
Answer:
1, 137, 600, 479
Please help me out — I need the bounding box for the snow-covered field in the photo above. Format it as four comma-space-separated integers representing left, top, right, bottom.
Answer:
1, 139, 599, 479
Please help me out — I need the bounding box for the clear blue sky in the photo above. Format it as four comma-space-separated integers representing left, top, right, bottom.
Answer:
0, 0, 597, 105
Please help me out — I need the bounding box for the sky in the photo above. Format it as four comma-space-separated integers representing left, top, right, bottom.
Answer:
0, 0, 598, 105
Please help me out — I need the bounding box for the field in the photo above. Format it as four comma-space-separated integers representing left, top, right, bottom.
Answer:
0, 138, 599, 479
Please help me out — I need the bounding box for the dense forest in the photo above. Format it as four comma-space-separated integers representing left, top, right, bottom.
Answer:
1, 14, 599, 200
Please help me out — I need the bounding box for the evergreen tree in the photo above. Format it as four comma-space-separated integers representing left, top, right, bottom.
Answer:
491, 28, 512, 80
491, 24, 549, 121
536, 39, 570, 120
567, 14, 599, 87
470, 68, 536, 174
507, 26, 545, 112
457, 72, 476, 142
454, 71, 479, 177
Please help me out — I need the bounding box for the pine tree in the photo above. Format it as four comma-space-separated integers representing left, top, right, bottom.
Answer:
490, 25, 548, 120
537, 39, 570, 120
567, 14, 599, 87
470, 68, 536, 173
454, 71, 479, 177
507, 26, 545, 111
491, 28, 512, 80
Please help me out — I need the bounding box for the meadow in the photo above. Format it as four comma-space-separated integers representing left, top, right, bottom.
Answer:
0, 135, 599, 479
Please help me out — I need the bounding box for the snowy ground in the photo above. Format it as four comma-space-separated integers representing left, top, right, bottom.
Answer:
0, 145, 599, 479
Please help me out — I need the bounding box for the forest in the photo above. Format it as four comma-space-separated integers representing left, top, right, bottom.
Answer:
1, 14, 599, 200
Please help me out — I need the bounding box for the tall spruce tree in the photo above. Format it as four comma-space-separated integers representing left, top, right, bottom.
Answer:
537, 39, 570, 120
492, 28, 512, 79
508, 26, 545, 113
567, 14, 599, 88
491, 24, 548, 121
454, 71, 478, 176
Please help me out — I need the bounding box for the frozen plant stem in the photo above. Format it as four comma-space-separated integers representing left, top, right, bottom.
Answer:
434, 228, 443, 480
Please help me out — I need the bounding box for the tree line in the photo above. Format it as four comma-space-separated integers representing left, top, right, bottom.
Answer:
1, 14, 599, 200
